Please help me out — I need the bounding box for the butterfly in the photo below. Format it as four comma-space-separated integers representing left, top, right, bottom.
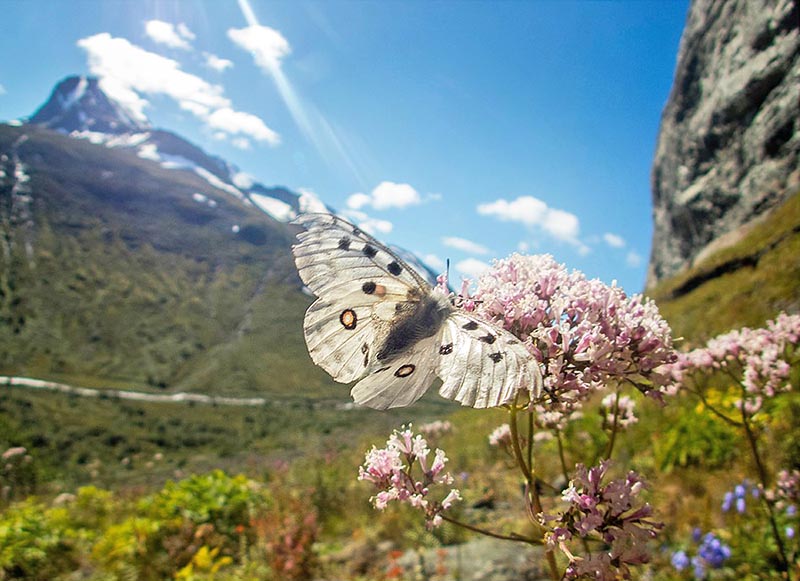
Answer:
291, 213, 541, 409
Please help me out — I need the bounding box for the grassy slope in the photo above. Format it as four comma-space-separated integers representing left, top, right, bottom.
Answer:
646, 191, 800, 343
0, 124, 338, 397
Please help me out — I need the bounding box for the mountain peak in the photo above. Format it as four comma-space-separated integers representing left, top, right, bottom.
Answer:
29, 75, 149, 135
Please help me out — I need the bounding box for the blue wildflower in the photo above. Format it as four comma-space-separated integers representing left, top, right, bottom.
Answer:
697, 532, 731, 569
691, 555, 706, 579
786, 504, 797, 517
671, 550, 689, 571
736, 496, 746, 514
691, 527, 702, 542
734, 484, 746, 498
722, 491, 734, 512
787, 526, 795, 540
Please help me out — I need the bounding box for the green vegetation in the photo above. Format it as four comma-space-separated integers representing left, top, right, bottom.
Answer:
1, 124, 799, 579
647, 191, 800, 342
0, 124, 338, 397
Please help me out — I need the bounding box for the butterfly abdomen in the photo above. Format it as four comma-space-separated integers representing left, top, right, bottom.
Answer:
376, 293, 451, 362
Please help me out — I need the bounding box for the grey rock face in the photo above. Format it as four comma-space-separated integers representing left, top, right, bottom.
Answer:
647, 0, 799, 287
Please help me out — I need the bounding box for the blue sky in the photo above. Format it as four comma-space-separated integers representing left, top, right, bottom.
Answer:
0, 0, 689, 293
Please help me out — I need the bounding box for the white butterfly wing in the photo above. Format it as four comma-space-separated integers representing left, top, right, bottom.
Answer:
293, 213, 428, 297
349, 335, 440, 410
292, 213, 429, 384
436, 312, 541, 408
292, 213, 541, 410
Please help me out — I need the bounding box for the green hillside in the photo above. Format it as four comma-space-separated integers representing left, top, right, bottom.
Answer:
647, 191, 800, 343
0, 124, 337, 397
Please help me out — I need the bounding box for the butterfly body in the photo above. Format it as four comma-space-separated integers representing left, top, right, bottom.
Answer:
292, 213, 540, 409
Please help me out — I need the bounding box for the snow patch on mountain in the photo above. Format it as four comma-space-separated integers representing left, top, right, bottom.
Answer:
250, 194, 296, 222
298, 188, 329, 214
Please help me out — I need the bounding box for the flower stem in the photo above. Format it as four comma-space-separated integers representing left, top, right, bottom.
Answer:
604, 390, 621, 459
740, 404, 790, 574
439, 514, 540, 545
509, 402, 561, 580
556, 431, 569, 483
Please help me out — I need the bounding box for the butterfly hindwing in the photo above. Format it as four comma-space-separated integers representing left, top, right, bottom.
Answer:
350, 335, 440, 410
436, 312, 540, 408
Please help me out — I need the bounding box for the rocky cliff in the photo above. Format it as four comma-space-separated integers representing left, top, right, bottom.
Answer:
647, 0, 799, 287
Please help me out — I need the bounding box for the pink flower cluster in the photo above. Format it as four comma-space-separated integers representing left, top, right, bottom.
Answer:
487, 423, 513, 447
358, 426, 462, 528
772, 469, 800, 510
418, 420, 453, 441
543, 461, 662, 580
670, 312, 800, 412
472, 254, 677, 413
600, 393, 638, 429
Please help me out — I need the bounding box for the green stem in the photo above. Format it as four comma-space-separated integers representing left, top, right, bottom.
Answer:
603, 390, 621, 460
686, 383, 742, 427
439, 514, 540, 545
740, 403, 790, 575
556, 430, 569, 483
509, 403, 561, 581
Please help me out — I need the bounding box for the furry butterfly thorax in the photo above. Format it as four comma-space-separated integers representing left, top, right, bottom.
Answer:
291, 213, 541, 410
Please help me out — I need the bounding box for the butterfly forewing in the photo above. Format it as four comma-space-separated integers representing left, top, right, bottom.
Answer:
293, 213, 429, 295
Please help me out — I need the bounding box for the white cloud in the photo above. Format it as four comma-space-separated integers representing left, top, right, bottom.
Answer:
544, 208, 580, 241
442, 236, 489, 255
626, 250, 643, 268
204, 52, 233, 72
517, 241, 531, 253
346, 192, 371, 210
0, 84, 6, 96
455, 258, 490, 279
603, 233, 626, 248
340, 209, 393, 236
206, 107, 279, 144
145, 20, 194, 50
227, 24, 291, 73
359, 218, 393, 235
477, 194, 582, 246
177, 23, 195, 41
231, 137, 251, 150
77, 33, 279, 145
423, 253, 445, 271
347, 181, 421, 211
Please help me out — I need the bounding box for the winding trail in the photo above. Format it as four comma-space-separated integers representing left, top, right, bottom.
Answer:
1, 376, 269, 407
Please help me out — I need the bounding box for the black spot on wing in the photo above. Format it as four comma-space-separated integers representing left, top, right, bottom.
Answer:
338, 237, 351, 251
462, 321, 479, 331
387, 261, 403, 276
362, 244, 378, 258
361, 343, 369, 367
439, 343, 453, 355
362, 281, 377, 294
489, 352, 504, 363
374, 366, 391, 374
395, 364, 416, 377
340, 309, 357, 330
479, 334, 496, 344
